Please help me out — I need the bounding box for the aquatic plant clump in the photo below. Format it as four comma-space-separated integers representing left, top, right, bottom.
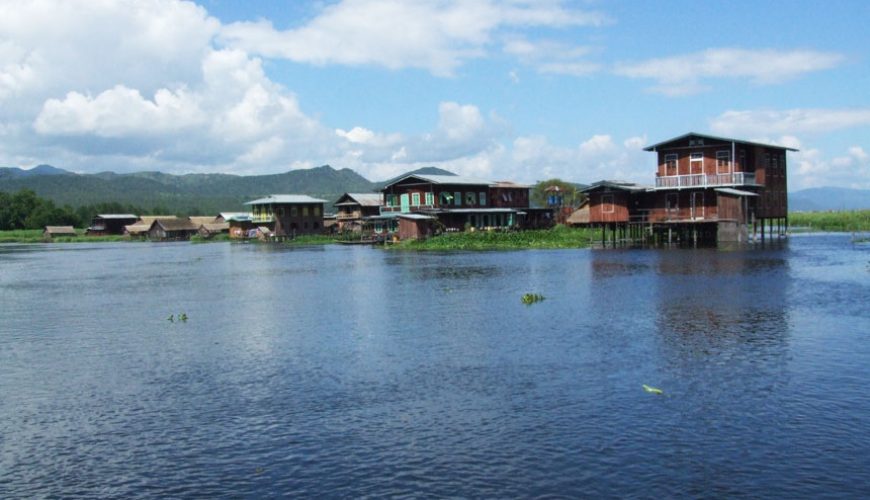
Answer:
521, 293, 545, 305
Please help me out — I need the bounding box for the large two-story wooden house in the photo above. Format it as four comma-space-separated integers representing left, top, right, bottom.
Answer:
244, 194, 327, 237
583, 133, 796, 244
379, 173, 537, 237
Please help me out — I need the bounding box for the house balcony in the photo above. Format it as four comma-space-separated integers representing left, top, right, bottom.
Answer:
251, 214, 274, 223
655, 172, 757, 189
337, 212, 361, 220
381, 204, 437, 213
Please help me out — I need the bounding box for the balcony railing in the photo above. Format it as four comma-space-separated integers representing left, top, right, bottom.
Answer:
251, 214, 274, 223
655, 172, 756, 189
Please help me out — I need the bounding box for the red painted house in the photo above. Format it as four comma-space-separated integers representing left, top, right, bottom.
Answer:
583, 133, 797, 244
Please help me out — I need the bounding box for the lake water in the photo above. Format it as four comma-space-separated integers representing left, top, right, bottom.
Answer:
1, 234, 869, 497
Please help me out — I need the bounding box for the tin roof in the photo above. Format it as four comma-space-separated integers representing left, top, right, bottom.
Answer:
385, 173, 494, 188
715, 188, 759, 197
334, 193, 383, 207
397, 213, 436, 220
244, 194, 328, 205
44, 225, 77, 234
581, 180, 650, 192
643, 132, 799, 152
96, 214, 138, 219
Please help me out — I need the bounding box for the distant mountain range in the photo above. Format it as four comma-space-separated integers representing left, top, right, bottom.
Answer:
2, 163, 865, 213
789, 187, 870, 211
0, 164, 456, 214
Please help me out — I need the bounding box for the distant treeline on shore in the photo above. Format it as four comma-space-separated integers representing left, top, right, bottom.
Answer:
0, 189, 177, 231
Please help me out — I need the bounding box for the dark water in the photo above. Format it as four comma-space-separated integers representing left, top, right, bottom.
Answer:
1, 235, 868, 498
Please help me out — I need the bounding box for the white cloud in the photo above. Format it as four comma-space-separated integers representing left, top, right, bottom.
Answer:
615, 48, 844, 95
34, 85, 204, 136
503, 37, 600, 76
219, 0, 608, 76
711, 108, 870, 137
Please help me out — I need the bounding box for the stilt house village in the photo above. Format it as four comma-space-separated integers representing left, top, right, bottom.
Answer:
52, 133, 794, 246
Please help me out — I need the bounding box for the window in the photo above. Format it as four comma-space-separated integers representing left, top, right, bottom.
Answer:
439, 192, 452, 205
302, 206, 309, 217
689, 152, 704, 174
716, 151, 730, 174
278, 207, 285, 216
664, 154, 677, 175
771, 155, 778, 177
304, 221, 309, 229
425, 192, 434, 206
479, 192, 487, 206
314, 206, 321, 216
666, 193, 678, 212
465, 192, 477, 205
454, 191, 462, 206
412, 192, 420, 206
291, 206, 298, 217
601, 194, 614, 213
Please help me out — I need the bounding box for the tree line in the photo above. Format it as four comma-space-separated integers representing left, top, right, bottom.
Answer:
0, 189, 171, 230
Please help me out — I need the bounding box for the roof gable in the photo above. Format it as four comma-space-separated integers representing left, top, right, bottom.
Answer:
245, 194, 327, 205
644, 132, 798, 152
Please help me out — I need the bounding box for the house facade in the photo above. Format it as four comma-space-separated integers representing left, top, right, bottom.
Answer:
333, 193, 383, 232
244, 195, 327, 237
380, 174, 534, 235
87, 214, 138, 235
583, 133, 796, 244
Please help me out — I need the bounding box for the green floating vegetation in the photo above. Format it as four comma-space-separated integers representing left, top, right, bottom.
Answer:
521, 293, 545, 305
789, 210, 870, 232
392, 225, 597, 251
0, 229, 129, 244
642, 384, 664, 395
167, 313, 188, 323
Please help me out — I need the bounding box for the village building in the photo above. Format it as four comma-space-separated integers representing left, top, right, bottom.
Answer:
147, 218, 199, 241
197, 222, 229, 239
244, 195, 327, 237
582, 132, 796, 245
124, 216, 178, 238
87, 214, 138, 235
333, 193, 383, 232
43, 226, 77, 240
380, 174, 537, 237
214, 212, 254, 239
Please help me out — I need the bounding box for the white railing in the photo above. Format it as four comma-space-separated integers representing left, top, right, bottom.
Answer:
655, 172, 756, 189
251, 214, 274, 223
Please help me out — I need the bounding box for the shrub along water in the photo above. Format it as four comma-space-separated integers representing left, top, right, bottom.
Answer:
392, 225, 597, 251
789, 210, 870, 232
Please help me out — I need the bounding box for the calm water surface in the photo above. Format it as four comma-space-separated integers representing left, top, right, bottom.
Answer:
1, 234, 868, 497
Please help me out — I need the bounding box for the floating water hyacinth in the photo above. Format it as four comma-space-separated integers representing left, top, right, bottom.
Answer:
521, 293, 545, 305
643, 384, 663, 395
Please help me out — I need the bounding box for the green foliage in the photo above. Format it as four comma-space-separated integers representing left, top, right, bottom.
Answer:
284, 234, 336, 245
0, 165, 377, 215
0, 189, 81, 229
521, 293, 545, 305
789, 210, 870, 232
393, 225, 596, 251
0, 229, 129, 243
531, 179, 585, 208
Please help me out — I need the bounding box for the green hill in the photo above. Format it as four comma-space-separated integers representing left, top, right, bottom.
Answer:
0, 165, 379, 215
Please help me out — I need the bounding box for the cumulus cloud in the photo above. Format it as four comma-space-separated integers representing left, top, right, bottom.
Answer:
510, 133, 650, 183
711, 108, 870, 137
503, 37, 600, 76
615, 48, 844, 96
219, 0, 608, 76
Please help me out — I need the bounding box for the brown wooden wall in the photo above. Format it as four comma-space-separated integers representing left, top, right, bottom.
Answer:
588, 191, 630, 223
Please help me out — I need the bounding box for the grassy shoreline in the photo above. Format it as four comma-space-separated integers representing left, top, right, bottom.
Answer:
788, 210, 870, 232
390, 226, 598, 251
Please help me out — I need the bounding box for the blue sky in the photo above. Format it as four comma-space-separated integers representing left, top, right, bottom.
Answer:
1, 0, 868, 190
